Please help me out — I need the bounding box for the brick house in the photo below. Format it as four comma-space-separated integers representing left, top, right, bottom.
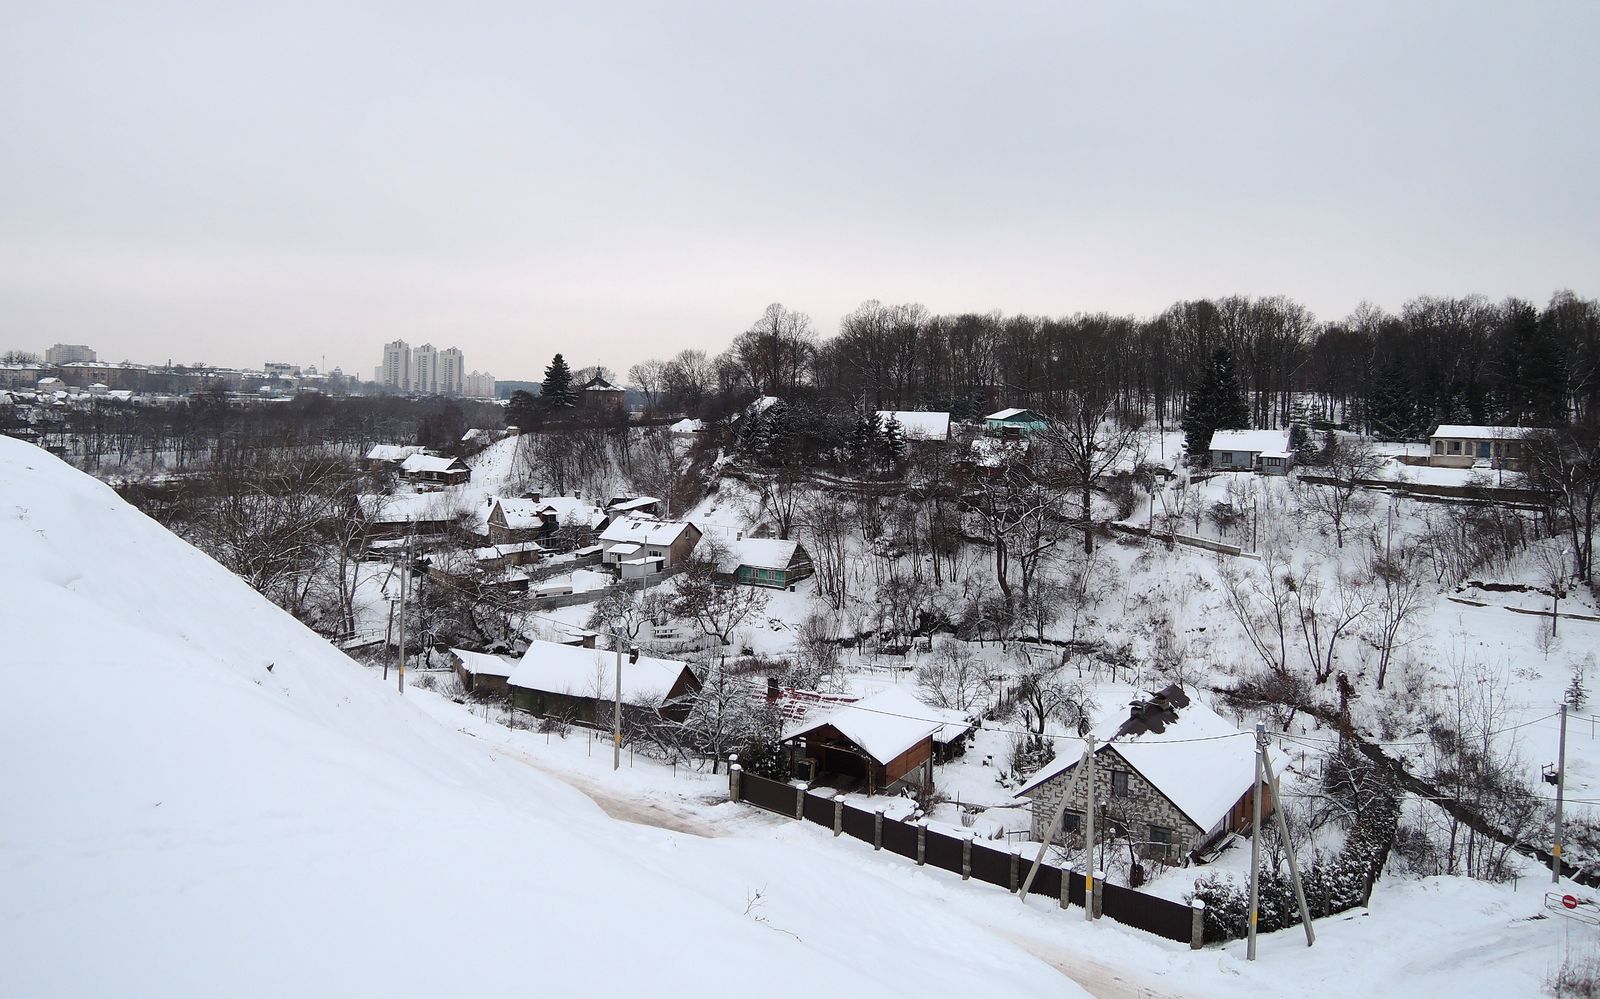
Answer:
1015, 686, 1285, 862
598, 517, 701, 569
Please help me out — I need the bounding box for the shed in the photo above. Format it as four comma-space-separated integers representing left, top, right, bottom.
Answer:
450, 648, 516, 697
399, 452, 471, 484
783, 688, 945, 795
716, 537, 814, 589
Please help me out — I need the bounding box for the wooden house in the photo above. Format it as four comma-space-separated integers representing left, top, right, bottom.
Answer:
364, 444, 425, 470
450, 648, 517, 697
506, 639, 700, 725
399, 452, 471, 485
983, 408, 1049, 438
783, 688, 945, 795
355, 493, 463, 541
716, 537, 813, 589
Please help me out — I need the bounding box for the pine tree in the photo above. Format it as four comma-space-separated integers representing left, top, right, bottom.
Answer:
541, 353, 576, 409
881, 415, 906, 465
1526, 310, 1570, 427
1367, 355, 1416, 440
1182, 348, 1249, 464
851, 412, 882, 465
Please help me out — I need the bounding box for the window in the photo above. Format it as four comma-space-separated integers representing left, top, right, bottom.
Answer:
1063, 810, 1082, 834
1111, 769, 1131, 797
1449, 441, 1462, 455
1433, 440, 1444, 454
1149, 824, 1177, 858
1215, 451, 1231, 466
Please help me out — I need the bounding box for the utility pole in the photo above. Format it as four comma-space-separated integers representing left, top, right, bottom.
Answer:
1017, 741, 1091, 900
1083, 735, 1096, 922
613, 640, 623, 771
1261, 732, 1314, 946
383, 574, 395, 682
1248, 722, 1264, 960
1554, 702, 1569, 883
397, 540, 408, 696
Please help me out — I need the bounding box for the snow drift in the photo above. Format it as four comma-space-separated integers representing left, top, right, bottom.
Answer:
0, 438, 1077, 998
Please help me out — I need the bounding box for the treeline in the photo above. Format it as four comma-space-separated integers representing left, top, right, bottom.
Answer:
628, 293, 1599, 433
11, 390, 503, 471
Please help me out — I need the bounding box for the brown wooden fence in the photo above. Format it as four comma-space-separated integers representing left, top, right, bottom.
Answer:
733, 771, 1196, 945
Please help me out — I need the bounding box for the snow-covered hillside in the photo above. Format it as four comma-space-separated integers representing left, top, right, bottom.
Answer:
0, 437, 1078, 999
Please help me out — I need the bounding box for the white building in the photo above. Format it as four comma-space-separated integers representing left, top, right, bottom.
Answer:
45, 344, 96, 365
465, 370, 497, 399
412, 343, 438, 395
381, 340, 411, 391
438, 347, 464, 396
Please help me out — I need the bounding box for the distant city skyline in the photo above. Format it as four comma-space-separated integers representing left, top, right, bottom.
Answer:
2, 3, 1596, 380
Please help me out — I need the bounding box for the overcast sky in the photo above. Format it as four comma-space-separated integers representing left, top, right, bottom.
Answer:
2, 2, 1596, 380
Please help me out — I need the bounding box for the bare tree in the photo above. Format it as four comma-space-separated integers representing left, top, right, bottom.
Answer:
1364, 545, 1428, 690
1016, 663, 1096, 736
672, 540, 770, 649
1286, 568, 1373, 685
1039, 398, 1148, 554
1525, 425, 1599, 583
1296, 434, 1383, 548
917, 640, 985, 712
627, 358, 666, 414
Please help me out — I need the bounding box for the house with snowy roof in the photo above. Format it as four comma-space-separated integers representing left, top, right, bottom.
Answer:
486, 495, 607, 545
450, 648, 517, 697
364, 443, 425, 469
783, 688, 970, 795
355, 492, 465, 540
577, 375, 626, 418
1427, 424, 1536, 470
399, 452, 471, 485
1207, 429, 1292, 475
598, 517, 701, 569
984, 407, 1049, 438
715, 537, 813, 589
507, 639, 700, 725
1014, 685, 1285, 862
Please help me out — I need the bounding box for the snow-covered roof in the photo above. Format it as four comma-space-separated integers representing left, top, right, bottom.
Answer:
507, 639, 692, 708
786, 688, 945, 765
472, 541, 544, 560
540, 496, 607, 528
718, 537, 801, 572
608, 542, 642, 556
461, 428, 489, 442
607, 496, 660, 513
876, 411, 950, 442
492, 497, 546, 530
969, 436, 1028, 467
366, 444, 424, 462
669, 418, 705, 433
1208, 429, 1290, 454
582, 376, 624, 392
745, 396, 780, 416
1431, 425, 1534, 439
358, 492, 462, 524
985, 408, 1039, 421
400, 453, 466, 474
600, 517, 694, 546
451, 648, 515, 679
1015, 690, 1285, 834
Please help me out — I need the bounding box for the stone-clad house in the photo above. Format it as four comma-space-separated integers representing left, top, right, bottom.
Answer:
1015, 685, 1286, 862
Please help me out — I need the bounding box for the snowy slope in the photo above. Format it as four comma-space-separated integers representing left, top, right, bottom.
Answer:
0, 437, 1078, 999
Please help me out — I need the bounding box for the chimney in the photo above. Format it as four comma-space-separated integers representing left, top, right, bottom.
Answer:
1128, 699, 1147, 722
767, 676, 780, 702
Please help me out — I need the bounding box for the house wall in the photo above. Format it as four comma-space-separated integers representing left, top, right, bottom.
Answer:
883, 736, 933, 787
1027, 747, 1204, 854
456, 665, 510, 697
1428, 436, 1527, 469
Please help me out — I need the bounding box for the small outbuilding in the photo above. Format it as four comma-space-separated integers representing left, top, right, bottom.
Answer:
400, 452, 471, 485
450, 648, 517, 697
783, 688, 948, 795
507, 639, 700, 725
717, 537, 814, 589
984, 408, 1049, 438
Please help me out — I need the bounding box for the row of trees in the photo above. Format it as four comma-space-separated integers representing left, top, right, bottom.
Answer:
626, 293, 1599, 434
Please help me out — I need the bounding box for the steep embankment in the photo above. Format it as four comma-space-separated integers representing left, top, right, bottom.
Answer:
0, 437, 1077, 999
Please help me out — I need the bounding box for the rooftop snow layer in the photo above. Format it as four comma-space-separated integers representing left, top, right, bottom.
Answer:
1207, 429, 1290, 454
508, 639, 689, 707
787, 687, 947, 765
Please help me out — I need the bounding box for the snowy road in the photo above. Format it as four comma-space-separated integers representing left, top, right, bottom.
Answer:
1003, 933, 1207, 999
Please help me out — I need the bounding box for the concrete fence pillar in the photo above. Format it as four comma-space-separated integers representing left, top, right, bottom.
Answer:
873, 807, 884, 850
794, 785, 805, 820
1059, 866, 1071, 910
961, 833, 973, 880
833, 793, 845, 837
916, 819, 927, 866
1092, 870, 1105, 920
1008, 844, 1021, 892
1190, 899, 1206, 950
728, 763, 742, 803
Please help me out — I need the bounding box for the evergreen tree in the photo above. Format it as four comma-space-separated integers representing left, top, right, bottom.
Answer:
505, 389, 539, 431
541, 353, 576, 409
1182, 348, 1249, 464
850, 412, 882, 465
1367, 355, 1416, 440
1526, 309, 1570, 426
881, 415, 907, 465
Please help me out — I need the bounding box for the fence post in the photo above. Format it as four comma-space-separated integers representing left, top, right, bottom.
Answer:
962, 833, 972, 880
794, 786, 805, 820
728, 763, 742, 803
1190, 898, 1206, 950
833, 793, 845, 837
1059, 865, 1070, 910
874, 807, 884, 850
916, 819, 927, 866
1092, 870, 1105, 920
1009, 844, 1020, 892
